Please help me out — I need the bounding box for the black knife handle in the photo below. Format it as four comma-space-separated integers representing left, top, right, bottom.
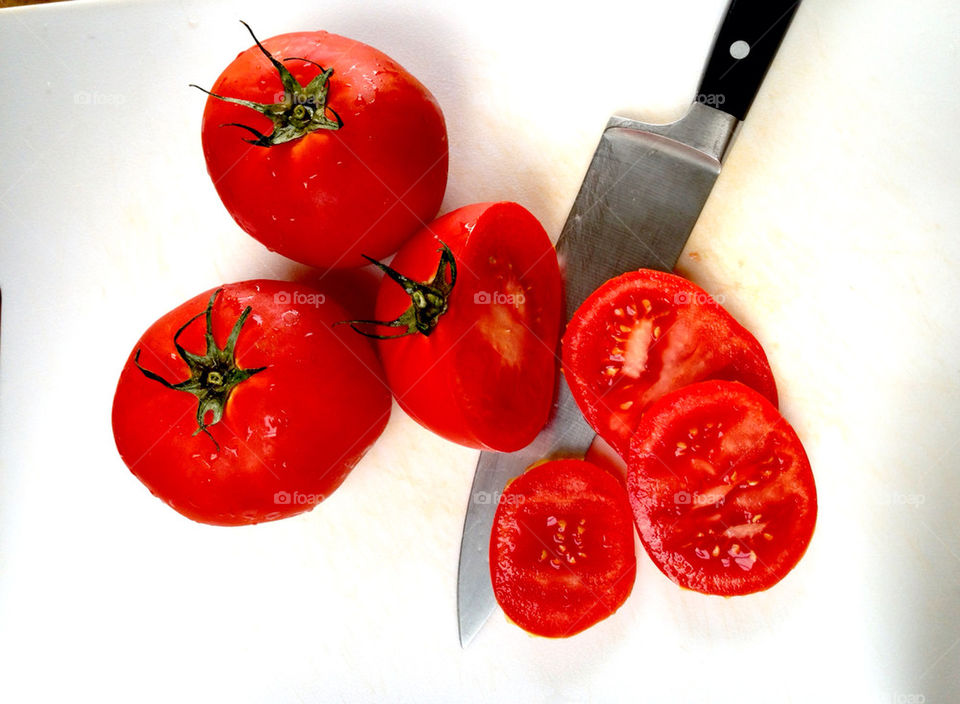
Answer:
697, 0, 801, 121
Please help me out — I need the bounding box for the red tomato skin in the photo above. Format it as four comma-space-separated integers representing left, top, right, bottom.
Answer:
627, 380, 817, 596
373, 202, 562, 451
111, 281, 391, 526
563, 269, 778, 458
201, 31, 448, 269
490, 459, 637, 638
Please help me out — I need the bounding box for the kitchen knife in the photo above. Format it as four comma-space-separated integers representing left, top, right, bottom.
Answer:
457, 0, 802, 646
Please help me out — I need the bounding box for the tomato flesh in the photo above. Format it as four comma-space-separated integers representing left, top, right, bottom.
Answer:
562, 269, 778, 457
490, 459, 637, 637
627, 380, 816, 595
373, 202, 562, 451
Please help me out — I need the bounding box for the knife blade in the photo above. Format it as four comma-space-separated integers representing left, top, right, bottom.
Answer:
457, 0, 802, 646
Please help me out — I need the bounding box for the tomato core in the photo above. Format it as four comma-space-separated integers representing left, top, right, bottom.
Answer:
133, 288, 267, 449
191, 21, 343, 147
343, 242, 457, 339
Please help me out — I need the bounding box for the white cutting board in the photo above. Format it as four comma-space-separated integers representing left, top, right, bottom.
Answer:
1, 0, 958, 701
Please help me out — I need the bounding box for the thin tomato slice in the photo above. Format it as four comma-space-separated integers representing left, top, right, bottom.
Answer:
562, 269, 777, 457
490, 459, 637, 637
627, 380, 817, 596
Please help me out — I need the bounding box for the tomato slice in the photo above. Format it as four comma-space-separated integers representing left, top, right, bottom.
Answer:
627, 380, 816, 595
562, 269, 778, 458
490, 459, 637, 637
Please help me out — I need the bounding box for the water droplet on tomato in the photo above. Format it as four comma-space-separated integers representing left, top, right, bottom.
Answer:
263, 415, 279, 438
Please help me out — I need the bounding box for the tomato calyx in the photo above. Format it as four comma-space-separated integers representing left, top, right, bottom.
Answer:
133, 288, 266, 449
343, 242, 457, 339
190, 21, 343, 147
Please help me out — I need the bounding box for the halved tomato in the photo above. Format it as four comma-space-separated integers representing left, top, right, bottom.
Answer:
490, 459, 637, 637
347, 202, 562, 451
627, 380, 816, 595
562, 269, 777, 457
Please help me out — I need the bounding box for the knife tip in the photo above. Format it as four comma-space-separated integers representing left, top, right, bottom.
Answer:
458, 622, 476, 649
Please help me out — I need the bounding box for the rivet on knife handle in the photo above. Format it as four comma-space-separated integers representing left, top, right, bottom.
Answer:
698, 0, 802, 122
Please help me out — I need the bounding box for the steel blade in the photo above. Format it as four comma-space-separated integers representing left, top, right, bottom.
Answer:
457, 103, 739, 647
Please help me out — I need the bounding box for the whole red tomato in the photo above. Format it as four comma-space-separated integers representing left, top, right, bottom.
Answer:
111, 281, 391, 526
195, 23, 448, 269
347, 202, 563, 452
